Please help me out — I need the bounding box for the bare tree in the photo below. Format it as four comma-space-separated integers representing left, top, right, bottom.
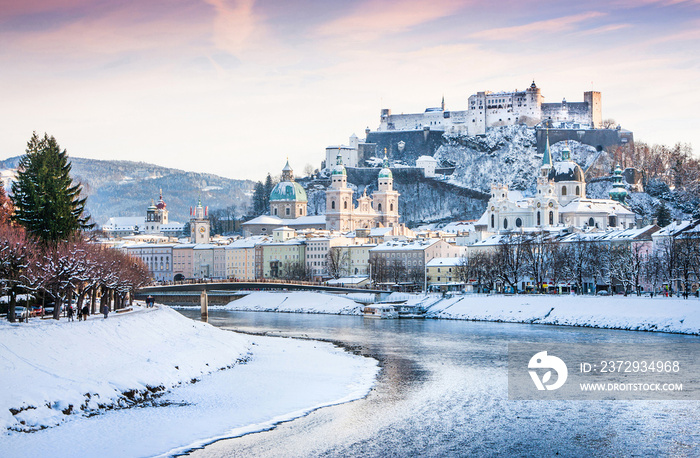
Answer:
326, 247, 348, 279
494, 233, 526, 293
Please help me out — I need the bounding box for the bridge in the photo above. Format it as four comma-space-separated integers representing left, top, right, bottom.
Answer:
136, 281, 390, 305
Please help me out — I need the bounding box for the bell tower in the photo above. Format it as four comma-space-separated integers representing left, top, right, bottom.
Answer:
372, 151, 400, 227
190, 198, 210, 243
325, 153, 354, 231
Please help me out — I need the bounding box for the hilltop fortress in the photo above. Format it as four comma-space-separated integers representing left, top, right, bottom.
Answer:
378, 81, 601, 135
349, 81, 634, 166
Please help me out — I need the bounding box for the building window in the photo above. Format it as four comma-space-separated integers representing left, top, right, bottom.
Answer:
390, 203, 393, 211
549, 211, 554, 225
378, 203, 382, 212
562, 186, 567, 196
576, 186, 580, 195
516, 218, 522, 228
344, 201, 348, 209
588, 217, 594, 227
503, 218, 508, 229
491, 214, 495, 228
537, 211, 541, 225
331, 201, 336, 210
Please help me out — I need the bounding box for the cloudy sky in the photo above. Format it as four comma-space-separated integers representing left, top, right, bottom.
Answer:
1, 0, 699, 181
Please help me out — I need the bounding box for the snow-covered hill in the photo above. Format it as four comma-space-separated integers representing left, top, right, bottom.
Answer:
0, 156, 254, 225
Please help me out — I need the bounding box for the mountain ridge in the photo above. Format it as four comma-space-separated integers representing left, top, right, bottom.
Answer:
0, 156, 254, 226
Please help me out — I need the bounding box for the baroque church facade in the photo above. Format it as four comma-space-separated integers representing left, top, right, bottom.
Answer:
478, 139, 636, 234
324, 153, 400, 231
242, 157, 403, 236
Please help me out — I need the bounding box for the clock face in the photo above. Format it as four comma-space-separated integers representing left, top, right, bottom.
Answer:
199, 226, 206, 234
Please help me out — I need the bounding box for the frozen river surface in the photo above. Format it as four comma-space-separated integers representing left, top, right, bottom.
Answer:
180, 309, 700, 457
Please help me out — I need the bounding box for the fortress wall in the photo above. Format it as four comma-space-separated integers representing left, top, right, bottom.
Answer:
365, 130, 445, 164
536, 128, 635, 156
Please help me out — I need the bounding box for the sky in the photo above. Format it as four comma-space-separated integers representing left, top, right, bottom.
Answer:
1, 0, 699, 181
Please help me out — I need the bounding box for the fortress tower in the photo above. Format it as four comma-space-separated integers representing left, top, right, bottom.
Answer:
583, 91, 602, 128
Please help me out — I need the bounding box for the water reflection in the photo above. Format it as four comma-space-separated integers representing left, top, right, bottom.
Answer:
176, 309, 700, 457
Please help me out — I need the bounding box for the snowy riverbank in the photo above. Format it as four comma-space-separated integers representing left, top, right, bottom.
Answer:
212, 291, 700, 335
0, 304, 379, 457
425, 294, 700, 335
214, 291, 364, 315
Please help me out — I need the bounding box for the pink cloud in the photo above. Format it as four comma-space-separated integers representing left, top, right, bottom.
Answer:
202, 0, 260, 55
470, 11, 607, 41
316, 0, 471, 39
610, 0, 700, 6
0, 0, 94, 19
0, 2, 210, 62
574, 23, 632, 36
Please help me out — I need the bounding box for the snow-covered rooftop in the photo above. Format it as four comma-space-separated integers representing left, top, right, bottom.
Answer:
427, 257, 462, 267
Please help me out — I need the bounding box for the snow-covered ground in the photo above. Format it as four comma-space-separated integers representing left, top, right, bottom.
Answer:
424, 294, 700, 334
0, 304, 379, 457
214, 291, 364, 315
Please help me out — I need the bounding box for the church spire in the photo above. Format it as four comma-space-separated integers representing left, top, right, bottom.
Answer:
541, 130, 553, 175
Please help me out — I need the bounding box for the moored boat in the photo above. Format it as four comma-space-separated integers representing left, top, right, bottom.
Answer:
363, 305, 398, 319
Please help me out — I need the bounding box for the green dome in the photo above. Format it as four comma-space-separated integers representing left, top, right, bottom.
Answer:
270, 181, 307, 202
331, 165, 347, 176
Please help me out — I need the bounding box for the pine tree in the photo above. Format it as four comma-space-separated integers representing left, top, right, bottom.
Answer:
11, 132, 93, 243
252, 181, 266, 215
263, 173, 274, 211
654, 201, 672, 228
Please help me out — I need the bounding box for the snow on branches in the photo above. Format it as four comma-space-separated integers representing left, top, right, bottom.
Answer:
1, 228, 150, 322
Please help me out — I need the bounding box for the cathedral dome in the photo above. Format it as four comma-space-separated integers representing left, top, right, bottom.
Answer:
270, 181, 308, 202
549, 161, 584, 183
331, 164, 347, 176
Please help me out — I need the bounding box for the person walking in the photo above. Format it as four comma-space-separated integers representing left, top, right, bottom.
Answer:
81, 305, 89, 321
67, 305, 74, 322
102, 304, 109, 319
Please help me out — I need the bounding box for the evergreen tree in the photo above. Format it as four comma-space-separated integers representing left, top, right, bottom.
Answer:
252, 181, 266, 215
11, 133, 93, 243
654, 201, 672, 227
263, 173, 274, 211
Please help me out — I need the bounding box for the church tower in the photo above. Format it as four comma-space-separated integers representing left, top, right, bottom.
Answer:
372, 152, 400, 227
535, 133, 558, 227
190, 198, 210, 243
325, 153, 354, 231
145, 189, 169, 234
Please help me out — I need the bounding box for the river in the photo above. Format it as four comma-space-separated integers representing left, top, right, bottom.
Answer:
177, 309, 700, 457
